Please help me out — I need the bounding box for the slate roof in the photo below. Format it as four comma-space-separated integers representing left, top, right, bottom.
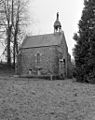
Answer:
20, 32, 66, 49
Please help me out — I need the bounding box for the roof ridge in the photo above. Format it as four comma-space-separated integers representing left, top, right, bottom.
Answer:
27, 32, 64, 38
27, 33, 54, 38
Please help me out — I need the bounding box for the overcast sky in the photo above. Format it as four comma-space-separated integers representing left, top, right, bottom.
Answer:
28, 0, 84, 59
0, 0, 84, 59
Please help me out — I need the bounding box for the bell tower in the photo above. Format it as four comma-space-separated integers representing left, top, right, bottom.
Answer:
54, 12, 62, 33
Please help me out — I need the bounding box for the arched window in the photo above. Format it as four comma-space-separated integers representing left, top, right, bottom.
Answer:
37, 53, 40, 65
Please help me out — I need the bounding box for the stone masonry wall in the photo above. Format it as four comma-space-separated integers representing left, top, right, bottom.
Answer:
56, 39, 68, 77
18, 46, 59, 75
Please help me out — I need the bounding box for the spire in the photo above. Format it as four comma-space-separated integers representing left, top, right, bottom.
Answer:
57, 12, 59, 20
54, 12, 62, 33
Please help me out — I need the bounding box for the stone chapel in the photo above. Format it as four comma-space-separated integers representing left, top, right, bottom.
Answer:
17, 13, 72, 78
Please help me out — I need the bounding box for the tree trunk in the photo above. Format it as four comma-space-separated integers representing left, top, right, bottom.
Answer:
13, 37, 16, 69
13, 28, 18, 69
7, 25, 12, 66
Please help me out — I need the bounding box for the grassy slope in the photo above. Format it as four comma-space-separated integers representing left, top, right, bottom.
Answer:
0, 78, 95, 120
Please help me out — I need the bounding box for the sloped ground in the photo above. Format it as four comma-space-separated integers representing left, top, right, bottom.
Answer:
0, 77, 95, 120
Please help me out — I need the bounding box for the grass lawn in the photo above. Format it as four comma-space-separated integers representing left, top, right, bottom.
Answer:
0, 76, 95, 120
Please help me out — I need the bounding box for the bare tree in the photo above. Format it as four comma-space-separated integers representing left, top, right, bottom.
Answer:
0, 0, 30, 67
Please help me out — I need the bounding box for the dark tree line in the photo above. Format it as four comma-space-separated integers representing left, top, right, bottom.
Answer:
73, 0, 95, 83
